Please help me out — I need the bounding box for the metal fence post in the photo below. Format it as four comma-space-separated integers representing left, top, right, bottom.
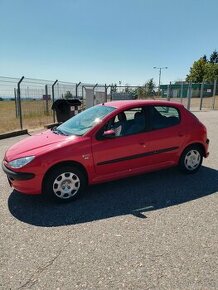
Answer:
104, 84, 107, 102
166, 84, 169, 101
82, 85, 87, 109
45, 84, 49, 115
187, 82, 192, 110
212, 79, 217, 109
109, 85, 112, 100
199, 81, 204, 111
52, 80, 58, 123
14, 88, 18, 118
93, 84, 98, 105
180, 82, 184, 103
167, 82, 171, 101
76, 82, 81, 98
17, 76, 24, 130
105, 84, 110, 102
82, 85, 84, 100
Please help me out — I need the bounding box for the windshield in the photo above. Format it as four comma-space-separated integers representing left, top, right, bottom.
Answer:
56, 105, 116, 136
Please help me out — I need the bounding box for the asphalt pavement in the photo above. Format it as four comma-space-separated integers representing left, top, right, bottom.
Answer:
0, 111, 217, 290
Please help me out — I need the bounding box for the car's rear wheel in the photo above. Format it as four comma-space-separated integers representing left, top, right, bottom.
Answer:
43, 165, 86, 202
179, 145, 203, 174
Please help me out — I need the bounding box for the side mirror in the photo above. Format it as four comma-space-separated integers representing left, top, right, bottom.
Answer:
102, 129, 115, 139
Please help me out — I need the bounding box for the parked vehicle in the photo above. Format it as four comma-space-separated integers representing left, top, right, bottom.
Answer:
2, 100, 209, 202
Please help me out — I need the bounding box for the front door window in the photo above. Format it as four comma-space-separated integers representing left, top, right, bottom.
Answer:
103, 107, 148, 137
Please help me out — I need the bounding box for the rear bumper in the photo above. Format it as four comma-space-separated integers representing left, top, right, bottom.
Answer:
205, 139, 210, 158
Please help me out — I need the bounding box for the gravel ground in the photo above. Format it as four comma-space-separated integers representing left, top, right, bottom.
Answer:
0, 111, 217, 290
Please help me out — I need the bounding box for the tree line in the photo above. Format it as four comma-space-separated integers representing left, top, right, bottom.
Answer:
111, 79, 156, 98
186, 50, 218, 83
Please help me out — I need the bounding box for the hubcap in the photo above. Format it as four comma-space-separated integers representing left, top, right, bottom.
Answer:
53, 172, 80, 199
184, 150, 201, 171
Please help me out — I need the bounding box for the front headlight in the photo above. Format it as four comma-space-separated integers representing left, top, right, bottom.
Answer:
8, 156, 35, 169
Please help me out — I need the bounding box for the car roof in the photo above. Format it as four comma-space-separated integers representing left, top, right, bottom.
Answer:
104, 99, 184, 110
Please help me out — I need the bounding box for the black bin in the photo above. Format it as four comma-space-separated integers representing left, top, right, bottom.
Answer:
52, 99, 82, 123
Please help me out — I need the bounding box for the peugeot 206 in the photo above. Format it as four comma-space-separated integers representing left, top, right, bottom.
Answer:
2, 100, 209, 202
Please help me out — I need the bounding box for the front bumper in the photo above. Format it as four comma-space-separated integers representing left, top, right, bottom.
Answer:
2, 162, 42, 195
2, 162, 35, 181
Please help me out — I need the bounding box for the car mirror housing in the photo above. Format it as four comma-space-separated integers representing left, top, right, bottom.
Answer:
102, 129, 116, 139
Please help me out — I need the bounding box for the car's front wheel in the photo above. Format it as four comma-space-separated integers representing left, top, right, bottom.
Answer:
179, 145, 203, 174
43, 165, 86, 202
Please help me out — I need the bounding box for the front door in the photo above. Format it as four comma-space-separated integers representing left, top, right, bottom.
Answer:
92, 107, 154, 177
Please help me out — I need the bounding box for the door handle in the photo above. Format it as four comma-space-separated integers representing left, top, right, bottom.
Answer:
178, 132, 184, 137
139, 141, 147, 147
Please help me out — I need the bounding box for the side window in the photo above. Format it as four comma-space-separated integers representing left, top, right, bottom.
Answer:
150, 106, 180, 130
100, 107, 147, 138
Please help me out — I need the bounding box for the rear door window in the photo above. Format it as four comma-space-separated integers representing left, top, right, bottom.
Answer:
149, 106, 180, 130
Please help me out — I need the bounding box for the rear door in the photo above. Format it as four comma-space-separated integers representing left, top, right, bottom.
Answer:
145, 105, 184, 166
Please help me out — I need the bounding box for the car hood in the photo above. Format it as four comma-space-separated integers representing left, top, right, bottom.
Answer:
4, 130, 80, 161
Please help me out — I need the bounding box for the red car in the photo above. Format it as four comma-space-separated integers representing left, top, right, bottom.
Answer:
2, 100, 209, 202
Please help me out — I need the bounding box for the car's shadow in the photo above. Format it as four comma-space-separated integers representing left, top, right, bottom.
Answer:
8, 166, 218, 227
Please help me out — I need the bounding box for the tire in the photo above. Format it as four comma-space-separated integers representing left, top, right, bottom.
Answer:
179, 145, 203, 174
43, 165, 86, 202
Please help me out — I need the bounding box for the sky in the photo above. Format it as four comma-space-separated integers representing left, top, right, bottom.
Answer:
0, 0, 217, 86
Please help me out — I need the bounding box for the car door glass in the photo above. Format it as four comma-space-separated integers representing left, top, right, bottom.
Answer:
150, 106, 180, 130
104, 108, 147, 137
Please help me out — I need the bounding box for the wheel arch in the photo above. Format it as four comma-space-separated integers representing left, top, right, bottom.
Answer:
42, 160, 89, 192
181, 142, 206, 158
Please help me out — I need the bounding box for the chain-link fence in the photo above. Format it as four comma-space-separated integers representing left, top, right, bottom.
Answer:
0, 76, 107, 133
0, 76, 217, 133
158, 81, 218, 111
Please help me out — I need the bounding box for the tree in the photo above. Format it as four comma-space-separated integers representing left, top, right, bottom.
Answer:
204, 63, 218, 82
186, 50, 218, 83
186, 57, 207, 82
124, 84, 130, 93
210, 50, 218, 64
202, 54, 207, 62
64, 91, 73, 99
136, 87, 146, 99
135, 79, 156, 99
111, 83, 117, 93
145, 78, 156, 96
